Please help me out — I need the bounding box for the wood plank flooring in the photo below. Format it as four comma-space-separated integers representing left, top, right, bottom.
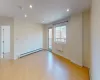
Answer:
0, 51, 89, 80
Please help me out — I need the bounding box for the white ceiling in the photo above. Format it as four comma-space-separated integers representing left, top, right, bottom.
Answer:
0, 0, 91, 24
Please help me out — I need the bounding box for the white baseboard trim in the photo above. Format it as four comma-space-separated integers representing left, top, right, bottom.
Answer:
51, 51, 70, 61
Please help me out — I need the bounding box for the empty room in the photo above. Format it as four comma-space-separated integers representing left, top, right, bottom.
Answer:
0, 0, 100, 80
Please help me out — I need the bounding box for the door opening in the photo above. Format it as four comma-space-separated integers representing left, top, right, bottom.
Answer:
0, 26, 10, 59
48, 28, 52, 51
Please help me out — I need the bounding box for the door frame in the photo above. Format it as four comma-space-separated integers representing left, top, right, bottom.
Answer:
0, 25, 10, 59
48, 27, 53, 51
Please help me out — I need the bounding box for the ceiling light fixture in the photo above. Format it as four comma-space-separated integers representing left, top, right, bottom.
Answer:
67, 9, 69, 12
29, 5, 32, 9
25, 14, 27, 18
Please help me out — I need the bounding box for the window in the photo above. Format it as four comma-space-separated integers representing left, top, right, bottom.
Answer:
54, 26, 66, 43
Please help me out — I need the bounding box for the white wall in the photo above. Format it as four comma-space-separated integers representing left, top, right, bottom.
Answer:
14, 19, 43, 59
91, 0, 100, 79
44, 13, 83, 66
82, 10, 90, 68
0, 16, 14, 59
52, 13, 83, 66
67, 13, 83, 66
43, 25, 48, 49
43, 11, 91, 67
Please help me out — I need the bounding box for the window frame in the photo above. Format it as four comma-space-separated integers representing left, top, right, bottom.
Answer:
54, 25, 67, 44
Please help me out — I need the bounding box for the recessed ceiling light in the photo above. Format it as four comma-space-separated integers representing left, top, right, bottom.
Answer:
29, 5, 32, 9
67, 9, 69, 12
25, 14, 27, 18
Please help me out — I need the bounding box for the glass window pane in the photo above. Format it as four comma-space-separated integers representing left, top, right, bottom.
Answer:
49, 29, 52, 38
61, 39, 64, 42
55, 27, 61, 38
61, 26, 66, 38
54, 26, 66, 43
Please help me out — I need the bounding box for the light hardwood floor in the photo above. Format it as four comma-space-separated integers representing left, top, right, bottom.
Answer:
0, 51, 89, 80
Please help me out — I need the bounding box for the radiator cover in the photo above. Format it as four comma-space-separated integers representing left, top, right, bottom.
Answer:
19, 48, 43, 58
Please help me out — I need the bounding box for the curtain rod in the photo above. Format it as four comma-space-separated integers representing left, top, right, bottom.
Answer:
52, 20, 68, 25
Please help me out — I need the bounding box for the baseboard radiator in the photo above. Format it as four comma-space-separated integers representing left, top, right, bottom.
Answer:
19, 48, 43, 58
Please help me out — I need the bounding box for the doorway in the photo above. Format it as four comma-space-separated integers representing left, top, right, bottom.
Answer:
0, 26, 10, 59
48, 28, 52, 51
